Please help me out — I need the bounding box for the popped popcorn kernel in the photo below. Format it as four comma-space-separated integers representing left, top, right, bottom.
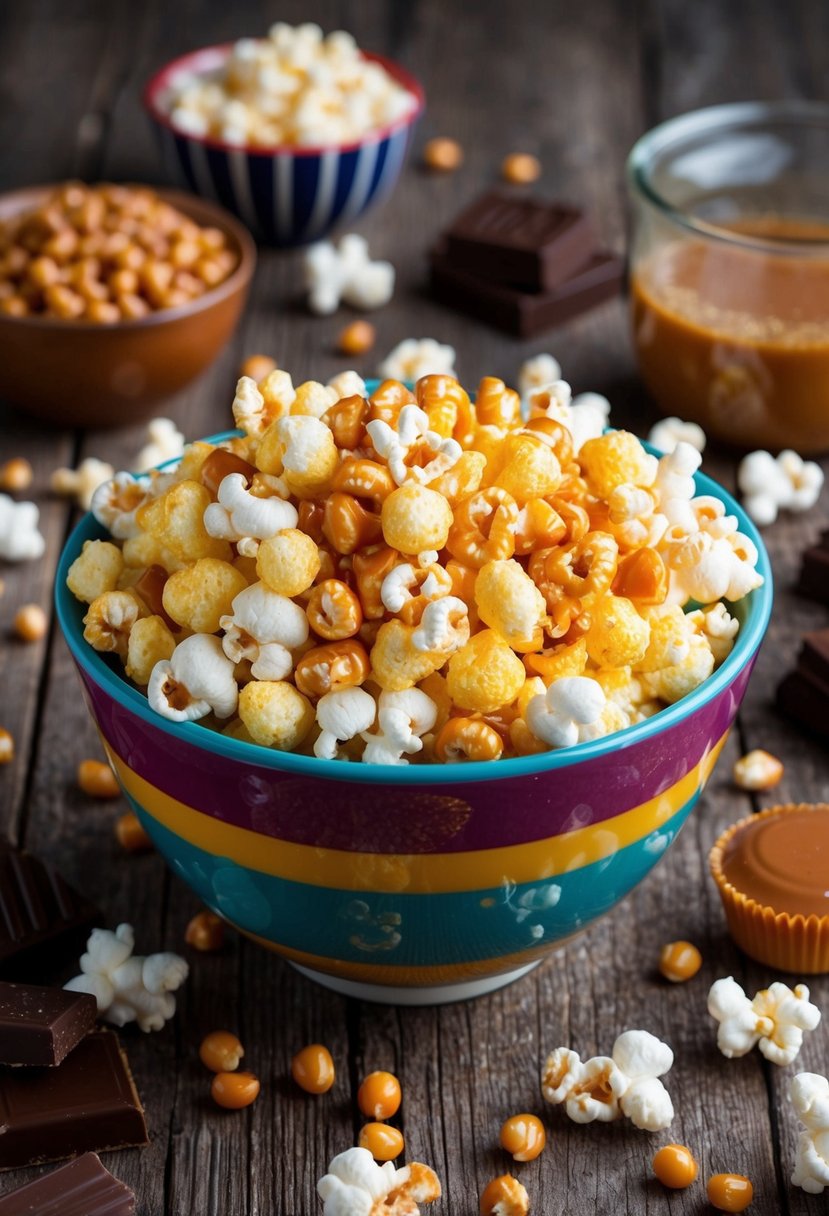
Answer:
447, 630, 526, 714
238, 680, 314, 750
733, 749, 784, 791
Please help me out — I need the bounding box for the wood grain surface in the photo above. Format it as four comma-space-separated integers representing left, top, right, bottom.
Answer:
1, 0, 828, 1213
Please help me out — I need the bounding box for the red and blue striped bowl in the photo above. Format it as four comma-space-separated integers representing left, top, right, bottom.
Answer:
143, 45, 424, 247
55, 435, 772, 1004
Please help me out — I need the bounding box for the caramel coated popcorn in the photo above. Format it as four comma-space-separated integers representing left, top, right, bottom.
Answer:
68, 366, 763, 765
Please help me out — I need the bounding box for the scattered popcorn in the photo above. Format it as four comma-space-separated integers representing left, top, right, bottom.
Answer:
738, 448, 824, 525
541, 1029, 674, 1131
0, 727, 14, 764
708, 976, 821, 1065
647, 417, 707, 455
0, 494, 46, 561
518, 354, 562, 401
377, 338, 456, 382
791, 1072, 829, 1194
304, 234, 394, 316
160, 25, 418, 150
65, 923, 188, 1032
317, 1147, 441, 1216
732, 748, 783, 791
479, 1174, 529, 1216
52, 458, 115, 512
134, 418, 186, 473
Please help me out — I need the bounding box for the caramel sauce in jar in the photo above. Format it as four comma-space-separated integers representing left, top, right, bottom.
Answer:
631, 216, 829, 452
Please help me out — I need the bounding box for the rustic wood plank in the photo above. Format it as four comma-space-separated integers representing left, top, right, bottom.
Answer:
3, 0, 829, 1213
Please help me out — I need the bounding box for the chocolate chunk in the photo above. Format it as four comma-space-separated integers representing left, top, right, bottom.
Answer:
0, 1152, 134, 1214
0, 1030, 148, 1170
0, 982, 97, 1067
444, 192, 596, 290
796, 531, 829, 605
430, 245, 624, 337
0, 841, 101, 981
776, 629, 829, 743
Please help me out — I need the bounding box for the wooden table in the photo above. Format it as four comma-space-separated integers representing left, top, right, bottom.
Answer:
1, 0, 828, 1212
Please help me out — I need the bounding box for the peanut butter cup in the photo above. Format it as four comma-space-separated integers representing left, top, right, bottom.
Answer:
710, 804, 829, 974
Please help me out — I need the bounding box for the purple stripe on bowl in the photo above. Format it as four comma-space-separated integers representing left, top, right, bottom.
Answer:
78, 658, 752, 855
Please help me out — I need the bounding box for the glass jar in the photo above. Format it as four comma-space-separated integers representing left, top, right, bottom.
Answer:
627, 101, 829, 453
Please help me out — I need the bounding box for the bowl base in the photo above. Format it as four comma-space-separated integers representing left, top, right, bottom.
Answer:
289, 959, 541, 1006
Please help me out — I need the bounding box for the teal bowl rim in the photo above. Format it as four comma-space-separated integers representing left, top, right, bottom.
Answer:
55, 428, 773, 787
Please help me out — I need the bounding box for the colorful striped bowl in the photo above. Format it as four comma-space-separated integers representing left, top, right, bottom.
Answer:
55, 435, 772, 1004
143, 45, 424, 247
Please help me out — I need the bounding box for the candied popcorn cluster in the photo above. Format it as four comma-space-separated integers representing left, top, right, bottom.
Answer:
541, 1028, 675, 1131
67, 367, 763, 765
160, 24, 418, 149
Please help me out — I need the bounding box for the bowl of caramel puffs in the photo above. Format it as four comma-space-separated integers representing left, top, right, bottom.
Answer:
0, 181, 255, 427
55, 371, 772, 1004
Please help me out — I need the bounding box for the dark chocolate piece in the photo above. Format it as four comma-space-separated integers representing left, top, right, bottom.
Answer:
0, 841, 101, 981
0, 1030, 148, 1170
430, 245, 624, 337
776, 628, 829, 743
443, 192, 596, 290
0, 982, 98, 1067
0, 1152, 134, 1214
796, 530, 829, 606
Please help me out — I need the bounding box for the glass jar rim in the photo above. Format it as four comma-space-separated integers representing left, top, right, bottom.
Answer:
627, 99, 829, 254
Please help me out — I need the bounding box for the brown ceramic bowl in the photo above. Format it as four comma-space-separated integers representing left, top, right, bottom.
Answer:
0, 185, 256, 428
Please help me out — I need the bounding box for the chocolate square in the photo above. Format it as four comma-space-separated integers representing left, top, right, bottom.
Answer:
444, 192, 596, 290
0, 1030, 148, 1170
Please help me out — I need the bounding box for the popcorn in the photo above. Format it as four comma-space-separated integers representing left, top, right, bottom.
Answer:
304, 234, 394, 315
134, 418, 185, 473
328, 369, 367, 399
362, 687, 438, 765
377, 338, 456, 383
542, 1029, 674, 1132
51, 457, 115, 511
314, 687, 376, 759
526, 677, 607, 749
708, 977, 821, 1065
70, 365, 763, 766
162, 26, 417, 150
148, 633, 238, 722
791, 1072, 829, 1194
317, 1147, 441, 1216
518, 354, 562, 402
738, 448, 824, 525
203, 471, 298, 546
367, 404, 461, 486
0, 494, 45, 562
732, 748, 784, 791
647, 417, 707, 455
65, 923, 188, 1033
220, 581, 309, 679
90, 473, 149, 540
